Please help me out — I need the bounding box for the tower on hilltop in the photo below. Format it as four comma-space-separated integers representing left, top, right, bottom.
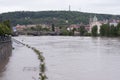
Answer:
69, 5, 71, 11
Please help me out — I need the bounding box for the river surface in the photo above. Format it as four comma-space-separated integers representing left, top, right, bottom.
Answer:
1, 36, 120, 80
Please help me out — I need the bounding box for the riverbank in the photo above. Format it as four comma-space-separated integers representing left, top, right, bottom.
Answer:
0, 38, 39, 80
0, 42, 12, 72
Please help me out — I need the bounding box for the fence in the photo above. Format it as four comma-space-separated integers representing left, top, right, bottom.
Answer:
0, 36, 11, 43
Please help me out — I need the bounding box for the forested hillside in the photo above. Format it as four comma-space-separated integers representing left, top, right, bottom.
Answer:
0, 11, 120, 26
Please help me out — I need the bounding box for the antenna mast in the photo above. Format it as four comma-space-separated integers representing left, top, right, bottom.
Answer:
69, 5, 71, 11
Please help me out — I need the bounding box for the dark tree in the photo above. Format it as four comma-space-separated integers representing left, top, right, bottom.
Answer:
109, 25, 115, 36
92, 25, 98, 36
100, 25, 105, 36
0, 22, 12, 35
117, 23, 120, 36
52, 23, 55, 32
3, 20, 11, 28
79, 26, 86, 36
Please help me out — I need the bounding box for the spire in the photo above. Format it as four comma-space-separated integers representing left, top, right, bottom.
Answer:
93, 15, 98, 22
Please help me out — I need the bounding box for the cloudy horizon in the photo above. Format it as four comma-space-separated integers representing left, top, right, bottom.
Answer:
0, 0, 120, 15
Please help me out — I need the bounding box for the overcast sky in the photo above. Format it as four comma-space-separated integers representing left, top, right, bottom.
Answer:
0, 0, 120, 15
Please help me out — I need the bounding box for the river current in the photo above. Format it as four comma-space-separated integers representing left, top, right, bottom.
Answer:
1, 36, 120, 80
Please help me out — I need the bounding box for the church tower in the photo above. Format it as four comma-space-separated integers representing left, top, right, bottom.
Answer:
93, 15, 98, 22
89, 15, 102, 34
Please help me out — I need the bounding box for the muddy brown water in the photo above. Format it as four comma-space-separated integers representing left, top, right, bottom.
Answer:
0, 39, 39, 80
1, 36, 120, 80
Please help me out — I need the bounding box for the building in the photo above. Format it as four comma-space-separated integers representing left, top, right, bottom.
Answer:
89, 15, 102, 34
16, 24, 26, 31
67, 24, 80, 31
109, 19, 118, 27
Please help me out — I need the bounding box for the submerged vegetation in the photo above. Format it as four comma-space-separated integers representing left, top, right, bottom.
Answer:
32, 47, 47, 80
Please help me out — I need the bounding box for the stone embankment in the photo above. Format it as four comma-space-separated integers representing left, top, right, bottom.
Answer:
0, 37, 12, 72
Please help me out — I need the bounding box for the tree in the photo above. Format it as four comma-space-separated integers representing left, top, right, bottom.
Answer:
91, 25, 98, 36
118, 28, 120, 36
105, 24, 110, 36
60, 29, 69, 35
117, 22, 120, 36
79, 26, 86, 36
117, 22, 120, 29
0, 21, 12, 36
69, 30, 74, 36
0, 24, 5, 35
109, 25, 115, 36
100, 24, 119, 37
100, 24, 106, 36
30, 27, 36, 31
60, 27, 69, 35
51, 23, 55, 32
36, 25, 42, 31
3, 20, 11, 28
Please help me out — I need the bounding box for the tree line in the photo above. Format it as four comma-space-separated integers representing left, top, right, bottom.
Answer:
59, 23, 120, 37
91, 23, 120, 37
26, 23, 120, 37
0, 11, 120, 26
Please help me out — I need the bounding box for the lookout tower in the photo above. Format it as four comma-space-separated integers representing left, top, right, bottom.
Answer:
69, 5, 71, 11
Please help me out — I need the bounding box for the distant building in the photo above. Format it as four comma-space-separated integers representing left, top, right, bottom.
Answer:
16, 24, 26, 31
26, 24, 36, 28
89, 15, 102, 34
84, 25, 90, 32
109, 19, 118, 27
67, 24, 80, 31
12, 27, 17, 32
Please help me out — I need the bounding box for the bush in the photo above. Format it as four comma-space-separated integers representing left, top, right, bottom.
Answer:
92, 25, 98, 36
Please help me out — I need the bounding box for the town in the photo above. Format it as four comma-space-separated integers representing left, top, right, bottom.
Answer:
13, 15, 120, 37
1, 0, 120, 80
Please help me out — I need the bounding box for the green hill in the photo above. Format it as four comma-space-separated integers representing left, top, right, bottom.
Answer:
0, 11, 120, 26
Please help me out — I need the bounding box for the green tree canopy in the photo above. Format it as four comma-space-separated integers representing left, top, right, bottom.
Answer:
92, 25, 98, 36
0, 21, 12, 35
79, 26, 86, 36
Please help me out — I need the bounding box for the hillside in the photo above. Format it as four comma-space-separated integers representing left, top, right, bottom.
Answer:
0, 11, 120, 26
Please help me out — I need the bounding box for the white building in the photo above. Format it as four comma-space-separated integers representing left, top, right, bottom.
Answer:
109, 19, 118, 27
89, 15, 102, 34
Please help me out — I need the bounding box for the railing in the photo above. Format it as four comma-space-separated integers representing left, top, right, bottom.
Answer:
0, 36, 11, 43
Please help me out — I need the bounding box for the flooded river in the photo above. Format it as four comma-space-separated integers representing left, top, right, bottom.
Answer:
1, 36, 120, 80
0, 39, 39, 80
